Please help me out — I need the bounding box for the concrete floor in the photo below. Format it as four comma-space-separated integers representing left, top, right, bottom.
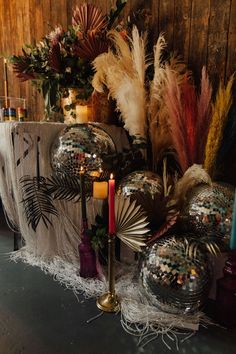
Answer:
0, 212, 236, 354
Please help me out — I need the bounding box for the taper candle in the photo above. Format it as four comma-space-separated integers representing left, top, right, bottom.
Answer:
230, 188, 236, 250
108, 173, 115, 235
79, 166, 87, 221
3, 58, 8, 107
96, 172, 120, 312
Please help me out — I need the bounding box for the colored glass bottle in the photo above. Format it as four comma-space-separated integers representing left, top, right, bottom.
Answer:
216, 254, 236, 328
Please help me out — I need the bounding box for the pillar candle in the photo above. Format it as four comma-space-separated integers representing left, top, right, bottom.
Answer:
108, 174, 115, 235
93, 181, 108, 199
230, 188, 236, 250
76, 105, 88, 123
79, 166, 87, 221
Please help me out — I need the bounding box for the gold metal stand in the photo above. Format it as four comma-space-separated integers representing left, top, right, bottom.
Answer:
97, 236, 120, 313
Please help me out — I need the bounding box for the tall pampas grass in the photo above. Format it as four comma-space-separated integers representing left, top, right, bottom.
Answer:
150, 33, 166, 104
204, 74, 234, 178
195, 67, 213, 163
164, 66, 189, 173
92, 26, 149, 140
148, 34, 168, 169
181, 75, 197, 166
149, 48, 192, 171
164, 65, 212, 173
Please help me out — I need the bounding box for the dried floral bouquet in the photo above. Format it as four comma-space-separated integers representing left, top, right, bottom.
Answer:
10, 1, 127, 119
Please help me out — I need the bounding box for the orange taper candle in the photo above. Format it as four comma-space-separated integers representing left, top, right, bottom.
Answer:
3, 58, 8, 107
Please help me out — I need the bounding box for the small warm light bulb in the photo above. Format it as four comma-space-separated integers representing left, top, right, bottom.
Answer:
80, 166, 84, 173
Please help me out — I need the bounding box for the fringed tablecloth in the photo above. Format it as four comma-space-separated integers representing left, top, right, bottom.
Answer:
0, 121, 212, 349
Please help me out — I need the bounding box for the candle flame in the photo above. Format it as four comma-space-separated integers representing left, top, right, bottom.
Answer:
110, 173, 114, 179
80, 166, 84, 172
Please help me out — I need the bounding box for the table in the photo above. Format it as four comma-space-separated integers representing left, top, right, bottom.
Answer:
0, 121, 131, 262
0, 121, 231, 343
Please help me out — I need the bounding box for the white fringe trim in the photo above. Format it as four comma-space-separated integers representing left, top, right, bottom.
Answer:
9, 248, 107, 299
9, 249, 214, 350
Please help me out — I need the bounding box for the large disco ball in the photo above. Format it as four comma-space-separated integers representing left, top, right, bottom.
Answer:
140, 235, 211, 314
180, 182, 234, 247
117, 170, 163, 198
51, 123, 116, 177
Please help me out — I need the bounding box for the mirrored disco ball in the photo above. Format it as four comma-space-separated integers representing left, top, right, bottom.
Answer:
117, 170, 163, 198
140, 235, 211, 314
180, 183, 234, 247
51, 123, 116, 177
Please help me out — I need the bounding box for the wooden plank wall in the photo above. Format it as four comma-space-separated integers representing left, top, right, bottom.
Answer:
0, 0, 235, 121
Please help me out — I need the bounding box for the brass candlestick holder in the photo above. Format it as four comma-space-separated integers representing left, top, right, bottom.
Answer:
96, 234, 120, 313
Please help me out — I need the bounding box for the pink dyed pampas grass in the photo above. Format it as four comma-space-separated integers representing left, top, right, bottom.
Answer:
181, 75, 197, 167
164, 67, 189, 173
164, 66, 212, 173
196, 67, 213, 163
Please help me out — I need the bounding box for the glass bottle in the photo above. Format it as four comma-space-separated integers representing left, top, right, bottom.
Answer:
216, 254, 236, 328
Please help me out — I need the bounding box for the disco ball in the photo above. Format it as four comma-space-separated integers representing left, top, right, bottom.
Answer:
140, 235, 211, 314
180, 182, 234, 248
51, 123, 116, 177
117, 170, 163, 198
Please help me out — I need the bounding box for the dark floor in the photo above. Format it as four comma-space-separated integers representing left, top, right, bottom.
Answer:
0, 212, 236, 354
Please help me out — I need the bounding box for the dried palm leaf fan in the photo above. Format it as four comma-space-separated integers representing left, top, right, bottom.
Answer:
115, 195, 150, 252
72, 2, 128, 61
72, 4, 109, 61
76, 32, 109, 61
72, 3, 108, 34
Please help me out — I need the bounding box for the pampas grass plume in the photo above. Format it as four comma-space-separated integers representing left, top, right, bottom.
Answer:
204, 74, 234, 177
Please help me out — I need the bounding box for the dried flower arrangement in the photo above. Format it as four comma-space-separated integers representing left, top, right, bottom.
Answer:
92, 26, 235, 181
10, 1, 127, 119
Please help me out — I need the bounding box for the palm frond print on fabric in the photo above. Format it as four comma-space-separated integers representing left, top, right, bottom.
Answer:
20, 176, 58, 231
46, 173, 92, 202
